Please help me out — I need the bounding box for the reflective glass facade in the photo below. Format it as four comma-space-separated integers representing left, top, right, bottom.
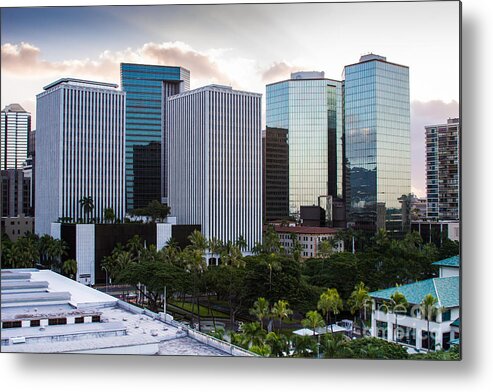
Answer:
344, 56, 410, 233
120, 63, 190, 210
266, 76, 343, 220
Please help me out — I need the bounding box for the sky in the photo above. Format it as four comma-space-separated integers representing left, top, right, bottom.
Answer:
0, 1, 460, 197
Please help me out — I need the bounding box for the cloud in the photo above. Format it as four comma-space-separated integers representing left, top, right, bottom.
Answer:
261, 61, 305, 84
1, 41, 230, 85
410, 99, 459, 197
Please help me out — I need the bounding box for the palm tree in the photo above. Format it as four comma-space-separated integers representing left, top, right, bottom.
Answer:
235, 235, 248, 252
292, 335, 316, 358
265, 255, 281, 296
103, 207, 115, 223
265, 331, 289, 357
249, 297, 270, 330
302, 310, 325, 336
48, 238, 68, 271
79, 196, 94, 223
240, 321, 266, 347
62, 259, 77, 279
126, 235, 144, 260
384, 291, 408, 343
188, 230, 208, 253
348, 282, 371, 337
321, 334, 352, 359
420, 293, 439, 351
317, 288, 343, 333
249, 343, 271, 357
271, 299, 293, 333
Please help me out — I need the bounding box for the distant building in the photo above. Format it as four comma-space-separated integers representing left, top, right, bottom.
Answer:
411, 220, 460, 246
410, 194, 427, 221
266, 72, 344, 222
167, 85, 262, 258
1, 103, 31, 171
51, 220, 199, 285
300, 206, 326, 227
35, 78, 126, 235
1, 215, 34, 241
369, 256, 460, 352
344, 54, 411, 234
1, 169, 31, 218
272, 225, 344, 258
120, 63, 190, 210
426, 118, 460, 221
263, 127, 289, 222
1, 269, 254, 356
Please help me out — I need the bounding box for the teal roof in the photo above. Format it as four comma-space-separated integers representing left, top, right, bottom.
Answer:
451, 318, 460, 327
432, 255, 460, 268
369, 276, 459, 308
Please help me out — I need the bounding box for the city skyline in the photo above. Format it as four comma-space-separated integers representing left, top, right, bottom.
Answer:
1, 2, 459, 196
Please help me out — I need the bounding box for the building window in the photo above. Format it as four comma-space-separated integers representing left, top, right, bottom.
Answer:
442, 332, 451, 350
3, 321, 22, 328
48, 318, 67, 326
92, 315, 101, 323
421, 331, 436, 350
30, 320, 41, 327
376, 321, 387, 339
74, 317, 84, 324
441, 309, 451, 322
396, 325, 416, 347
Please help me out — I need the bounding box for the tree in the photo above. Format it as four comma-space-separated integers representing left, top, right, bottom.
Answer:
317, 288, 343, 333
235, 235, 248, 252
383, 291, 408, 343
420, 294, 439, 351
103, 207, 115, 223
240, 321, 266, 348
292, 335, 316, 358
271, 299, 292, 333
345, 337, 409, 359
263, 225, 282, 254
218, 242, 245, 329
47, 238, 68, 271
302, 310, 325, 336
79, 196, 94, 223
347, 282, 371, 336
62, 259, 77, 279
320, 333, 352, 359
318, 238, 337, 258
249, 297, 270, 330
132, 200, 170, 223
265, 331, 289, 357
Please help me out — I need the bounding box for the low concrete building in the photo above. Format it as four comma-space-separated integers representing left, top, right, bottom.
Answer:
272, 225, 344, 258
411, 220, 460, 246
1, 269, 254, 357
51, 219, 199, 285
1, 215, 34, 241
369, 256, 460, 352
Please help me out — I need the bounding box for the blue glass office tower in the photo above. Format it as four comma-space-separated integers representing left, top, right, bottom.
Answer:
344, 54, 410, 234
266, 72, 343, 222
120, 63, 190, 211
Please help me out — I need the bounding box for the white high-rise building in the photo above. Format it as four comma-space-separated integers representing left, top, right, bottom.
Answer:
167, 85, 262, 259
35, 79, 126, 235
1, 103, 31, 170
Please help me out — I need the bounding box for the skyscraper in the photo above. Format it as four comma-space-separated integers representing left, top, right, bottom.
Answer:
1, 103, 31, 170
120, 63, 190, 210
262, 127, 289, 221
265, 72, 344, 222
167, 85, 262, 256
425, 118, 460, 221
35, 78, 126, 235
344, 54, 411, 234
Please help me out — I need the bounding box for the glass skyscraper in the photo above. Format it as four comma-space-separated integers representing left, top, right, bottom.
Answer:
120, 63, 190, 211
344, 54, 410, 234
266, 72, 343, 222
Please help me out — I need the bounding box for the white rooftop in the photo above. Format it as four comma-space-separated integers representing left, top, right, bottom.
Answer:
1, 269, 251, 357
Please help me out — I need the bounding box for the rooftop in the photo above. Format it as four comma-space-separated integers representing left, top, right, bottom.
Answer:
271, 225, 340, 235
1, 269, 251, 356
369, 276, 459, 308
432, 256, 460, 268
43, 78, 119, 91
2, 103, 29, 113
